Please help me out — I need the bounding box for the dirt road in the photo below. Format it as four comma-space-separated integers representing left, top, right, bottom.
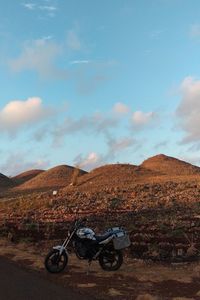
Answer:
0, 256, 95, 300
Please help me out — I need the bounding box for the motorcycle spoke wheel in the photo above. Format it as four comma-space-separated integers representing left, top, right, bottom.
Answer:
45, 249, 68, 274
99, 250, 123, 271
102, 257, 118, 268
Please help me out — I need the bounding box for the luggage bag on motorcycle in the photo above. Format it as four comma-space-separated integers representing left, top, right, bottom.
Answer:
108, 228, 131, 250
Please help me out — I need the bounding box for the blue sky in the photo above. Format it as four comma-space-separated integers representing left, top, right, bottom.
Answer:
1, 0, 200, 175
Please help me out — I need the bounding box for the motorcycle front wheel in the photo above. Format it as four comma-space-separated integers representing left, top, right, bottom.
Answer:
44, 249, 68, 273
99, 249, 123, 271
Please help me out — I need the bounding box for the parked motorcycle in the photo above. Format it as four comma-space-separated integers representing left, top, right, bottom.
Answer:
44, 218, 130, 273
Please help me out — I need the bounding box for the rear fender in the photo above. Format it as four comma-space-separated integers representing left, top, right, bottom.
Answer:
99, 235, 114, 245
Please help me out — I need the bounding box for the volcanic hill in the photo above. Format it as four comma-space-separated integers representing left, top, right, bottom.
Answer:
64, 163, 160, 193
141, 154, 200, 176
59, 156, 200, 212
16, 165, 87, 191
2, 154, 200, 267
12, 169, 44, 185
0, 173, 14, 189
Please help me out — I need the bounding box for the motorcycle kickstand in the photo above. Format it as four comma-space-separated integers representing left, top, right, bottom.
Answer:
86, 260, 92, 275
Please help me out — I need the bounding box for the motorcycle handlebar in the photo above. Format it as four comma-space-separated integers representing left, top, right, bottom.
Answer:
74, 217, 87, 227
81, 217, 87, 222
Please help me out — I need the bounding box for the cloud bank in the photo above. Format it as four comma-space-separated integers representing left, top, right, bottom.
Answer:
176, 76, 200, 144
0, 97, 51, 134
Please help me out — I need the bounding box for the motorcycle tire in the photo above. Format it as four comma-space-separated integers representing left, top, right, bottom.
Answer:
99, 249, 123, 271
44, 249, 68, 273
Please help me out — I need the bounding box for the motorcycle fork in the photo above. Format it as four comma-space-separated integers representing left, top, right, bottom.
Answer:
64, 229, 76, 247
54, 229, 76, 255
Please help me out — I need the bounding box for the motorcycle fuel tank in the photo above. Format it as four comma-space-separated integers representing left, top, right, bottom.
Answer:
76, 227, 96, 240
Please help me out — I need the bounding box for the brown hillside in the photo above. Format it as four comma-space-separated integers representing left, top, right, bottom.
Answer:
16, 165, 87, 191
0, 173, 14, 189
64, 163, 160, 193
140, 154, 200, 176
12, 169, 44, 185
59, 157, 200, 212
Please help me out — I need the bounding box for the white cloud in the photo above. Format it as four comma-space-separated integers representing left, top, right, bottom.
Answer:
39, 5, 57, 11
132, 110, 156, 128
22, 2, 58, 17
67, 30, 81, 51
22, 3, 36, 10
40, 35, 53, 41
9, 39, 66, 79
39, 5, 57, 17
74, 152, 102, 171
70, 60, 90, 65
176, 76, 200, 144
113, 102, 130, 114
0, 97, 51, 134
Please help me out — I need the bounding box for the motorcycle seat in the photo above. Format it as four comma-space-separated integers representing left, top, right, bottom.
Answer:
95, 232, 113, 242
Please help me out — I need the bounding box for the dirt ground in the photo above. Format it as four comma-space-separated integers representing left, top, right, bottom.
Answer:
1, 238, 200, 300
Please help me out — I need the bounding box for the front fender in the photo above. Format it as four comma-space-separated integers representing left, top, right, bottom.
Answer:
53, 245, 67, 256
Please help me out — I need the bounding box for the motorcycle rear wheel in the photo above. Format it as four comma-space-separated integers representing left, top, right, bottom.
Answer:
99, 249, 123, 271
45, 249, 68, 273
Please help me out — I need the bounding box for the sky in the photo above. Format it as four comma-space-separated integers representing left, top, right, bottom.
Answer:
1, 0, 200, 175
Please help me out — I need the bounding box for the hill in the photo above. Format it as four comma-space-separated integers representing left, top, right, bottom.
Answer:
2, 154, 200, 265
0, 173, 14, 189
12, 169, 44, 185
16, 165, 87, 191
59, 157, 200, 213
63, 163, 160, 193
140, 154, 200, 176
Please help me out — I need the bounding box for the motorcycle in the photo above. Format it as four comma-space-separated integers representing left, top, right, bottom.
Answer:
44, 218, 131, 273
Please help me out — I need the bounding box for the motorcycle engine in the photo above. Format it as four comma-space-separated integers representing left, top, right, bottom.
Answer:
74, 239, 99, 260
